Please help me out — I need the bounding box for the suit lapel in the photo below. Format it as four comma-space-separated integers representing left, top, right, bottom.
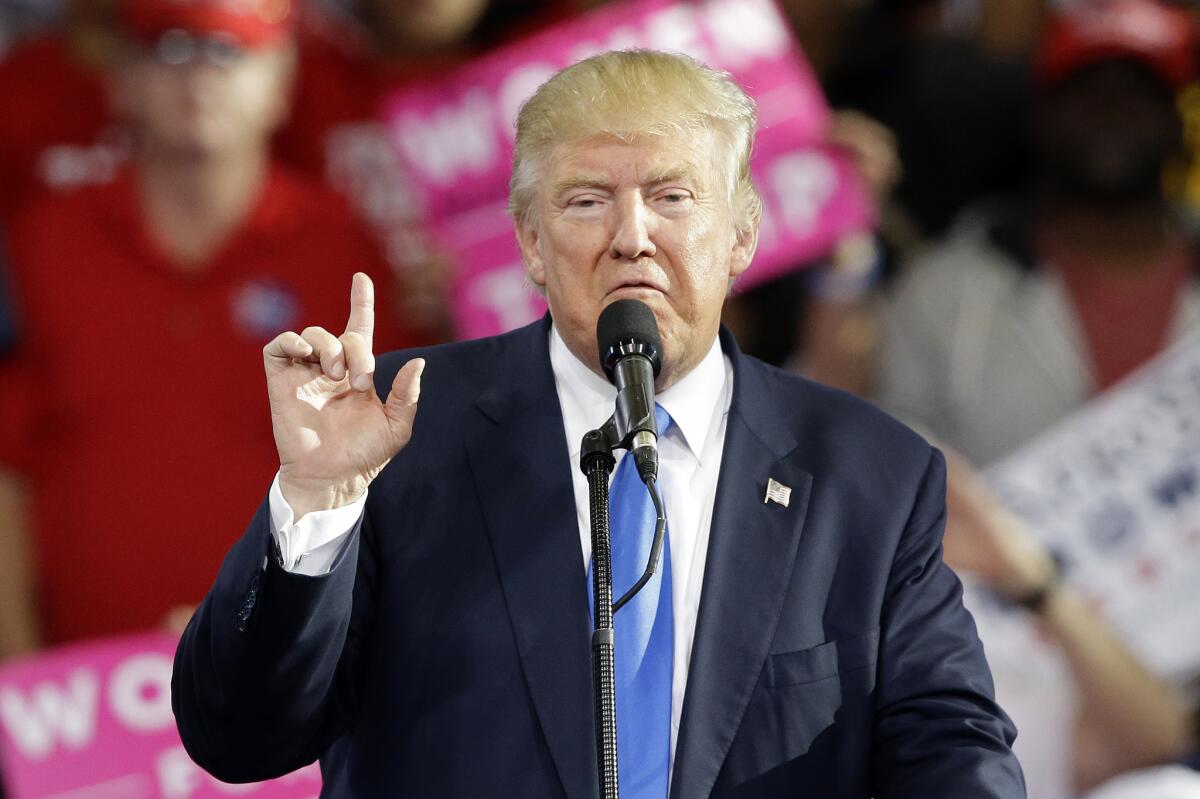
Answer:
670, 333, 813, 799
465, 319, 597, 799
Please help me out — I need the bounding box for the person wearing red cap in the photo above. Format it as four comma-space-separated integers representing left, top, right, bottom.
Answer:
878, 0, 1199, 795
0, 0, 128, 224
0, 0, 405, 655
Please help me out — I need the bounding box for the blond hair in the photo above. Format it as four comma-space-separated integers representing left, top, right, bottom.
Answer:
509, 49, 761, 235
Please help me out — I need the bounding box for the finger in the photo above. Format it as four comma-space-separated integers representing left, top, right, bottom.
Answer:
264, 331, 313, 373
344, 272, 375, 349
340, 330, 375, 392
300, 326, 346, 380
384, 358, 424, 443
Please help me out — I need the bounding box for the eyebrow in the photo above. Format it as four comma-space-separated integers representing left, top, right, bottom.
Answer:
643, 168, 695, 189
551, 167, 700, 198
552, 176, 617, 196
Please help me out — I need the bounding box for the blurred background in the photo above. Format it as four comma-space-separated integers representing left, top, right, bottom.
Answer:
0, 0, 1198, 796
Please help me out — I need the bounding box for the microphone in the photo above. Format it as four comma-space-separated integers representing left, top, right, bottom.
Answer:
596, 299, 663, 482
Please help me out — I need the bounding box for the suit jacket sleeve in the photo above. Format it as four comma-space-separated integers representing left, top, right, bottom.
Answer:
171, 494, 377, 783
871, 447, 1027, 798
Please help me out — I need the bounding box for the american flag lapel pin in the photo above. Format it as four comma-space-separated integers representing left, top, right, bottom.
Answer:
764, 478, 791, 508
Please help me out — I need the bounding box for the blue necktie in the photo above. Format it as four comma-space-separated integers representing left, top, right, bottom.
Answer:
588, 404, 673, 799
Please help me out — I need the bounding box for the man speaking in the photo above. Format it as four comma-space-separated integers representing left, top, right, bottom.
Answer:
172, 50, 1025, 797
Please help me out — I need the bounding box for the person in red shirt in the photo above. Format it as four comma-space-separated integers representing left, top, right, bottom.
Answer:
0, 0, 127, 223
0, 0, 404, 655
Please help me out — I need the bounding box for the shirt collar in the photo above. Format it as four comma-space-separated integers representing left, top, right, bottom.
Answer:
550, 324, 726, 465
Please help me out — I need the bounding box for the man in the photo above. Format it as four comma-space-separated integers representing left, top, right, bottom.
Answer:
0, 0, 402, 653
877, 1, 1199, 794
879, 0, 1199, 466
173, 50, 1024, 797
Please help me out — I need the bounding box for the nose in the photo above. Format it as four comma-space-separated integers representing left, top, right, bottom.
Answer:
608, 193, 656, 261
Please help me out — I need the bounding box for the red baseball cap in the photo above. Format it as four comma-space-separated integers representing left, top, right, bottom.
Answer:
122, 0, 294, 49
1037, 0, 1198, 90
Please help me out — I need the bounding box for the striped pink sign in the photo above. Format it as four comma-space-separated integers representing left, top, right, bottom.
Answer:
383, 0, 874, 338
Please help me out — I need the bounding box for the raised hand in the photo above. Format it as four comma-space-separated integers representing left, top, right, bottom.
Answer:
264, 273, 424, 520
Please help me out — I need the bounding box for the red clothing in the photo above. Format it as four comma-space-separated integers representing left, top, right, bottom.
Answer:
0, 164, 404, 644
273, 21, 470, 341
0, 35, 122, 220
275, 19, 464, 181
276, 19, 467, 251
1048, 241, 1192, 392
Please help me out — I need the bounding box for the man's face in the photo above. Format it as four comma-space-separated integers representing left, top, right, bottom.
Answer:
518, 131, 757, 389
116, 36, 292, 157
1035, 60, 1182, 204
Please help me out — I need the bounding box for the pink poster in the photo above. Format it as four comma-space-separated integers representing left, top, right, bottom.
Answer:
383, 0, 874, 338
0, 634, 321, 799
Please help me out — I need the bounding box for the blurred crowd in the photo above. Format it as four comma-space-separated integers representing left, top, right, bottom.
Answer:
0, 0, 1198, 796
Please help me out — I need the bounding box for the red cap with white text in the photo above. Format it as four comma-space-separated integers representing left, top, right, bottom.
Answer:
1037, 0, 1197, 90
123, 0, 293, 49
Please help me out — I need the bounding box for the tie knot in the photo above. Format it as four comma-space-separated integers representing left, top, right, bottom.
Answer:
654, 403, 672, 436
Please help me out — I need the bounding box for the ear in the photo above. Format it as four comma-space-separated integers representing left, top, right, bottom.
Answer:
728, 220, 759, 280
515, 217, 546, 289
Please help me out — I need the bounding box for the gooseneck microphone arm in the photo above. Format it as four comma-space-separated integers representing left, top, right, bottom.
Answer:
612, 477, 665, 614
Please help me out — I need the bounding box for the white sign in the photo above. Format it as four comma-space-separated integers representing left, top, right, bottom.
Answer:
988, 333, 1200, 683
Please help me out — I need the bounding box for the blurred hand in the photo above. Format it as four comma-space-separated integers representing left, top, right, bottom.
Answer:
829, 109, 903, 205
265, 273, 424, 520
942, 448, 1057, 598
398, 246, 454, 338
161, 605, 195, 635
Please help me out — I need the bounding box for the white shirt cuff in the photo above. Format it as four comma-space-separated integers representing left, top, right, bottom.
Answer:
268, 473, 367, 576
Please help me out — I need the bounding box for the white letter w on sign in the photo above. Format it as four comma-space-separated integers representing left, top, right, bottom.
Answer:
0, 669, 99, 759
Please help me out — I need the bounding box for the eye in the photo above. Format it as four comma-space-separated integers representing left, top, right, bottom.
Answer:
653, 189, 694, 212
564, 193, 607, 211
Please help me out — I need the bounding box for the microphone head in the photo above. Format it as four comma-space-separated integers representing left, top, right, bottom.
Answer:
596, 299, 663, 383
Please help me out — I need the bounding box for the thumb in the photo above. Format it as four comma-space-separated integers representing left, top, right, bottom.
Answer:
383, 357, 424, 444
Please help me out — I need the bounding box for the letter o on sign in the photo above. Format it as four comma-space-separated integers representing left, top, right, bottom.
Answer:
108, 654, 175, 733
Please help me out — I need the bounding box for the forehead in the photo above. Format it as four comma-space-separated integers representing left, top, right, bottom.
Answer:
542, 129, 721, 191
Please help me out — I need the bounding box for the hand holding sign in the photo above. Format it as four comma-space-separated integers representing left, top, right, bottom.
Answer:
264, 273, 424, 520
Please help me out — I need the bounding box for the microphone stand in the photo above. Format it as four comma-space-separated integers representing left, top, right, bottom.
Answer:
580, 419, 668, 799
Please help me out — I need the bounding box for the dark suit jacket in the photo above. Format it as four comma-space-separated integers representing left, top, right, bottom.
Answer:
173, 318, 1025, 798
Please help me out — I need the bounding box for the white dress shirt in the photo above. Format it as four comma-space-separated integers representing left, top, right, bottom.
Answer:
269, 325, 733, 774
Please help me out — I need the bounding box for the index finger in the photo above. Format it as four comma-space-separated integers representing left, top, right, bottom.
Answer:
345, 272, 375, 347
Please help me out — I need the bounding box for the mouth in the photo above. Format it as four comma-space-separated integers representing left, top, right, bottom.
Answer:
606, 280, 666, 301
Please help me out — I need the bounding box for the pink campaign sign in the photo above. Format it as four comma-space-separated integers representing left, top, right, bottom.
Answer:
0, 634, 321, 799
437, 141, 872, 341
383, 0, 874, 339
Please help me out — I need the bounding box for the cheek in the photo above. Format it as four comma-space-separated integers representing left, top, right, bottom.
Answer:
229, 73, 278, 124
676, 218, 735, 303
203, 62, 284, 130
543, 226, 602, 284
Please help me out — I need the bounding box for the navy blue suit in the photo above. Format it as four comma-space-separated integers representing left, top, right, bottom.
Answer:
173, 318, 1025, 798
